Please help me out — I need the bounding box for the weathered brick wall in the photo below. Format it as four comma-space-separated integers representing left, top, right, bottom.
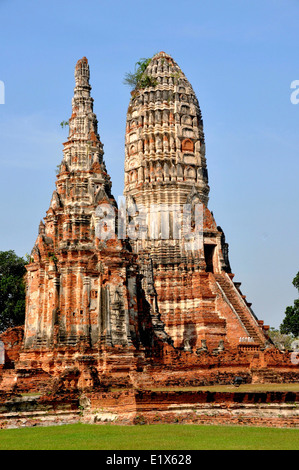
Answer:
0, 388, 298, 429
83, 389, 299, 428
0, 326, 24, 369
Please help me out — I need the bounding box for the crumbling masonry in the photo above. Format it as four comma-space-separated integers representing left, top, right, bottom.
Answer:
1, 53, 298, 395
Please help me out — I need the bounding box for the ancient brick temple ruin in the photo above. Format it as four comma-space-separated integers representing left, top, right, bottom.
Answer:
0, 53, 298, 397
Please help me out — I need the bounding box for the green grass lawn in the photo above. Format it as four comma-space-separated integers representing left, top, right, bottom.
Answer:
0, 423, 298, 450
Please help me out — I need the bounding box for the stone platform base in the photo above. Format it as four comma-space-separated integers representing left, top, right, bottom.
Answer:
1, 389, 298, 429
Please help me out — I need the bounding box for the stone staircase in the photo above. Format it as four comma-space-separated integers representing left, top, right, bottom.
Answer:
214, 273, 266, 347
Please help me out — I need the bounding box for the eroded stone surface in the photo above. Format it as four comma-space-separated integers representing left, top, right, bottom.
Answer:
0, 54, 298, 397
123, 52, 270, 351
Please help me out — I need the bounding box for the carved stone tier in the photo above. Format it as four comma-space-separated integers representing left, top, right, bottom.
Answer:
23, 58, 167, 353
2, 54, 272, 396
123, 52, 269, 350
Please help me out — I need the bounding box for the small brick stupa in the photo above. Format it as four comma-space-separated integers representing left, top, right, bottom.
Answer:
0, 54, 297, 395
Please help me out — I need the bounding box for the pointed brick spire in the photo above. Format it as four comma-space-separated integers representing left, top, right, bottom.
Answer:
74, 56, 91, 90
23, 58, 137, 352
60, 57, 108, 183
67, 57, 101, 146
54, 57, 113, 213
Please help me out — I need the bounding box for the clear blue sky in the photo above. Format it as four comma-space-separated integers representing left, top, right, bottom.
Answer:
0, 0, 298, 329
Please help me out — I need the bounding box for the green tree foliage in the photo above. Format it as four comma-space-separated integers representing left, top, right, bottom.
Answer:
123, 57, 157, 90
0, 250, 27, 333
268, 328, 294, 350
280, 272, 299, 337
